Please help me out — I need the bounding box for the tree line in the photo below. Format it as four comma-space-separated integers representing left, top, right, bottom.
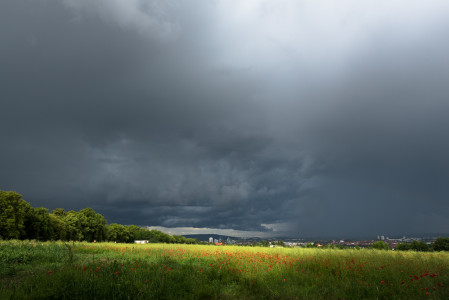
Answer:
370, 239, 449, 251
0, 190, 199, 244
252, 240, 449, 251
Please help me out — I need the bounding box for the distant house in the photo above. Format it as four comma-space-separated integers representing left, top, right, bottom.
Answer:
135, 240, 149, 244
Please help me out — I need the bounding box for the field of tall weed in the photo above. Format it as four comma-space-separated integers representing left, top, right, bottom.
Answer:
1, 241, 448, 299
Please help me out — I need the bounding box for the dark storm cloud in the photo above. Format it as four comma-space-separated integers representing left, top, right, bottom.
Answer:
1, 0, 449, 238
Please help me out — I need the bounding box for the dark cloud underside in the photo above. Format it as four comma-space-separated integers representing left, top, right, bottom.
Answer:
1, 0, 449, 237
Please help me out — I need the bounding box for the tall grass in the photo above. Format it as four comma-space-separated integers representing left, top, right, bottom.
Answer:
1, 241, 448, 299
0, 240, 69, 277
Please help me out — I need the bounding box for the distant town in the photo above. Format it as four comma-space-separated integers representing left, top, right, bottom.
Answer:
182, 234, 444, 250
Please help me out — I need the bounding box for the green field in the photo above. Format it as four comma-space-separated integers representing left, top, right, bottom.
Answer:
1, 241, 448, 299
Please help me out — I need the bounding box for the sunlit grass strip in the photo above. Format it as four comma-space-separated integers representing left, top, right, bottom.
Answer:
1, 241, 448, 299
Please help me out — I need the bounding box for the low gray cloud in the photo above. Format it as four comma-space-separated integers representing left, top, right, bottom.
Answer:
1, 0, 449, 238
61, 0, 179, 39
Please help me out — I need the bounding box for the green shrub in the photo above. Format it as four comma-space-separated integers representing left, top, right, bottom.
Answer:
370, 241, 389, 250
433, 237, 449, 251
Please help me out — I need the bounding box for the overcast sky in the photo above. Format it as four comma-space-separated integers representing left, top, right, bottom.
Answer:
1, 0, 449, 238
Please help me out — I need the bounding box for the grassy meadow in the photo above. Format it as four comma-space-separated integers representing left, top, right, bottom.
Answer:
0, 241, 448, 299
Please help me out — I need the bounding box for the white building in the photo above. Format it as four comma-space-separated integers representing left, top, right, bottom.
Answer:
135, 240, 149, 244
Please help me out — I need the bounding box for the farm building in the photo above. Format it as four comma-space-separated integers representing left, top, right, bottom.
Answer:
135, 240, 149, 244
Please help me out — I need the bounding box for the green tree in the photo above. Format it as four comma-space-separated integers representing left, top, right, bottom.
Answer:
107, 223, 131, 243
432, 237, 449, 251
396, 241, 430, 251
27, 207, 54, 241
157, 230, 172, 243
78, 208, 107, 242
185, 238, 199, 244
64, 211, 84, 241
395, 243, 411, 251
410, 241, 430, 251
260, 240, 270, 247
52, 208, 67, 218
49, 213, 67, 240
370, 241, 389, 250
133, 227, 154, 241
24, 205, 39, 239
0, 191, 31, 239
126, 225, 142, 242
172, 235, 187, 244
145, 229, 172, 243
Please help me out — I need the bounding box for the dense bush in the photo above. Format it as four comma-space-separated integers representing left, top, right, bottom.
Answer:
370, 241, 389, 250
396, 241, 430, 252
433, 237, 449, 251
